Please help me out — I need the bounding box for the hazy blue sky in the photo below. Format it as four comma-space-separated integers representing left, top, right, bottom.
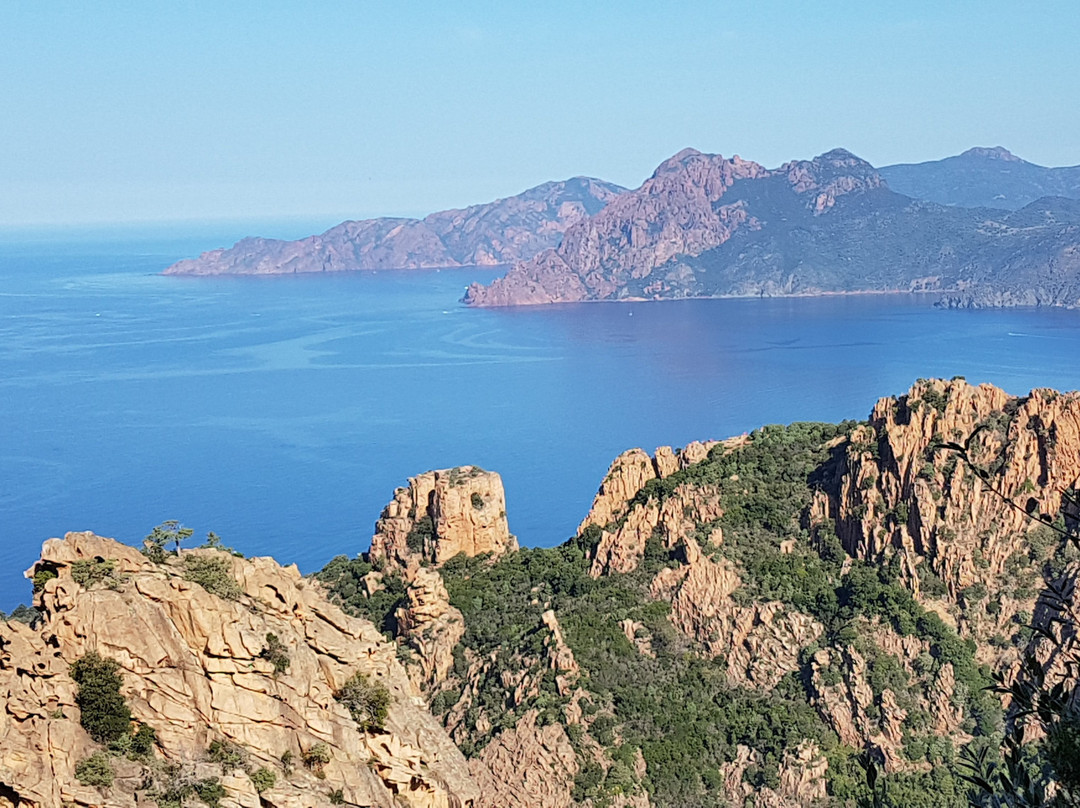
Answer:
3, 1, 1078, 227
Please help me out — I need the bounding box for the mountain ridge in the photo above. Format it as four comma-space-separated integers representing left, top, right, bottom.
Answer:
463, 147, 1080, 308
164, 176, 626, 276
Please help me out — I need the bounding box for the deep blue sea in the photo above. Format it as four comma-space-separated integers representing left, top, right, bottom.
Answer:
6, 227, 1080, 610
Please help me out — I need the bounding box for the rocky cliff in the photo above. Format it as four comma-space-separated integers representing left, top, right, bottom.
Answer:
464, 147, 1080, 309
0, 532, 478, 808
164, 177, 625, 276
369, 465, 517, 571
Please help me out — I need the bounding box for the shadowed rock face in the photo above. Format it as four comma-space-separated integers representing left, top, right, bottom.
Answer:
464, 147, 1080, 309
163, 177, 625, 276
1, 532, 478, 808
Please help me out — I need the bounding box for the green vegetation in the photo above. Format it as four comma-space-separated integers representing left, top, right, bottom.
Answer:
249, 766, 276, 793
32, 567, 57, 592
471, 492, 485, 510
260, 633, 290, 676
71, 557, 120, 589
0, 604, 40, 625
302, 742, 331, 776
75, 751, 114, 787
335, 671, 391, 732
317, 555, 407, 638
207, 738, 247, 772
181, 554, 242, 601
70, 651, 133, 744
144, 520, 194, 562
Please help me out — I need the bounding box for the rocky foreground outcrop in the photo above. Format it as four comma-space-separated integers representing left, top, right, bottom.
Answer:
164, 177, 624, 275
370, 465, 517, 571
811, 378, 1080, 643
0, 532, 478, 808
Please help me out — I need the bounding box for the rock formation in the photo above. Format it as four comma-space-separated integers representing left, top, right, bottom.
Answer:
396, 567, 466, 690
164, 177, 625, 275
370, 465, 517, 570
1, 531, 478, 808
464, 147, 1080, 309
810, 378, 1080, 640
650, 540, 823, 689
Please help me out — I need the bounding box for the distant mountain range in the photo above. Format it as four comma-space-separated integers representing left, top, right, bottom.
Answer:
880, 146, 1080, 210
166, 147, 1080, 310
164, 177, 625, 275
464, 148, 1080, 309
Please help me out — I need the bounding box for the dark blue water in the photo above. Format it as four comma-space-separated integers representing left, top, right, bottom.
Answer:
6, 235, 1080, 610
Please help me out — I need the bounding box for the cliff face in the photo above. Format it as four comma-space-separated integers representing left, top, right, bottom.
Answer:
370, 465, 517, 571
1, 532, 478, 808
810, 378, 1080, 644
163, 177, 625, 276
464, 147, 1080, 308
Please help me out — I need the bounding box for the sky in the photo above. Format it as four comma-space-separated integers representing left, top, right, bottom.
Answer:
2, 1, 1079, 228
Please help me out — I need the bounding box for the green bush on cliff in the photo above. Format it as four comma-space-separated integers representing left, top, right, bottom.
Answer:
316, 555, 407, 638
335, 671, 391, 732
70, 651, 132, 744
75, 751, 114, 787
181, 555, 242, 601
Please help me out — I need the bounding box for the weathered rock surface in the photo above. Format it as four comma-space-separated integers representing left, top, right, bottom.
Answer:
1, 532, 478, 808
464, 147, 1080, 309
650, 540, 822, 688
371, 465, 517, 570
164, 177, 625, 275
469, 710, 578, 808
810, 378, 1080, 641
578, 440, 733, 577
719, 742, 828, 808
396, 567, 466, 691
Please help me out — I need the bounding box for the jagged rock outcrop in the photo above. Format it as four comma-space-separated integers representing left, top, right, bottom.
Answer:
164, 177, 625, 275
465, 147, 1080, 309
810, 378, 1080, 640
719, 742, 828, 808
1, 532, 478, 808
468, 710, 579, 808
396, 567, 466, 690
650, 540, 822, 688
577, 440, 733, 577
371, 466, 517, 570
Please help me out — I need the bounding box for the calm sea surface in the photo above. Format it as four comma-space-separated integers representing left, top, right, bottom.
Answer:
5, 231, 1080, 609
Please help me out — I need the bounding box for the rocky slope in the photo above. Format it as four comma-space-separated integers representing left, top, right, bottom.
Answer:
0, 532, 478, 808
880, 146, 1080, 210
464, 147, 1080, 309
164, 177, 625, 275
319, 379, 1080, 807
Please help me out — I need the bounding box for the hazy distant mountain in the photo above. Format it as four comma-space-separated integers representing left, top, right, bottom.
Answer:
464, 147, 1080, 309
879, 146, 1080, 210
164, 177, 626, 275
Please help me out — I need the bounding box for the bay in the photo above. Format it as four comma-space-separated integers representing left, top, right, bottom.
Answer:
4, 232, 1080, 610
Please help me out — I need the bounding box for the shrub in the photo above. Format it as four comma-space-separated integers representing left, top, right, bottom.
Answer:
182, 555, 242, 601
130, 722, 157, 758
75, 751, 114, 787
406, 515, 434, 554
335, 671, 391, 732
260, 633, 290, 676
32, 567, 57, 592
250, 766, 276, 793
302, 742, 331, 774
329, 789, 345, 804
71, 558, 118, 589
280, 749, 294, 773
208, 738, 247, 771
471, 492, 485, 510
70, 652, 132, 744
194, 778, 226, 808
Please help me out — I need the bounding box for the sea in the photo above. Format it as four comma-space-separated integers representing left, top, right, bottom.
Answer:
5, 223, 1080, 610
